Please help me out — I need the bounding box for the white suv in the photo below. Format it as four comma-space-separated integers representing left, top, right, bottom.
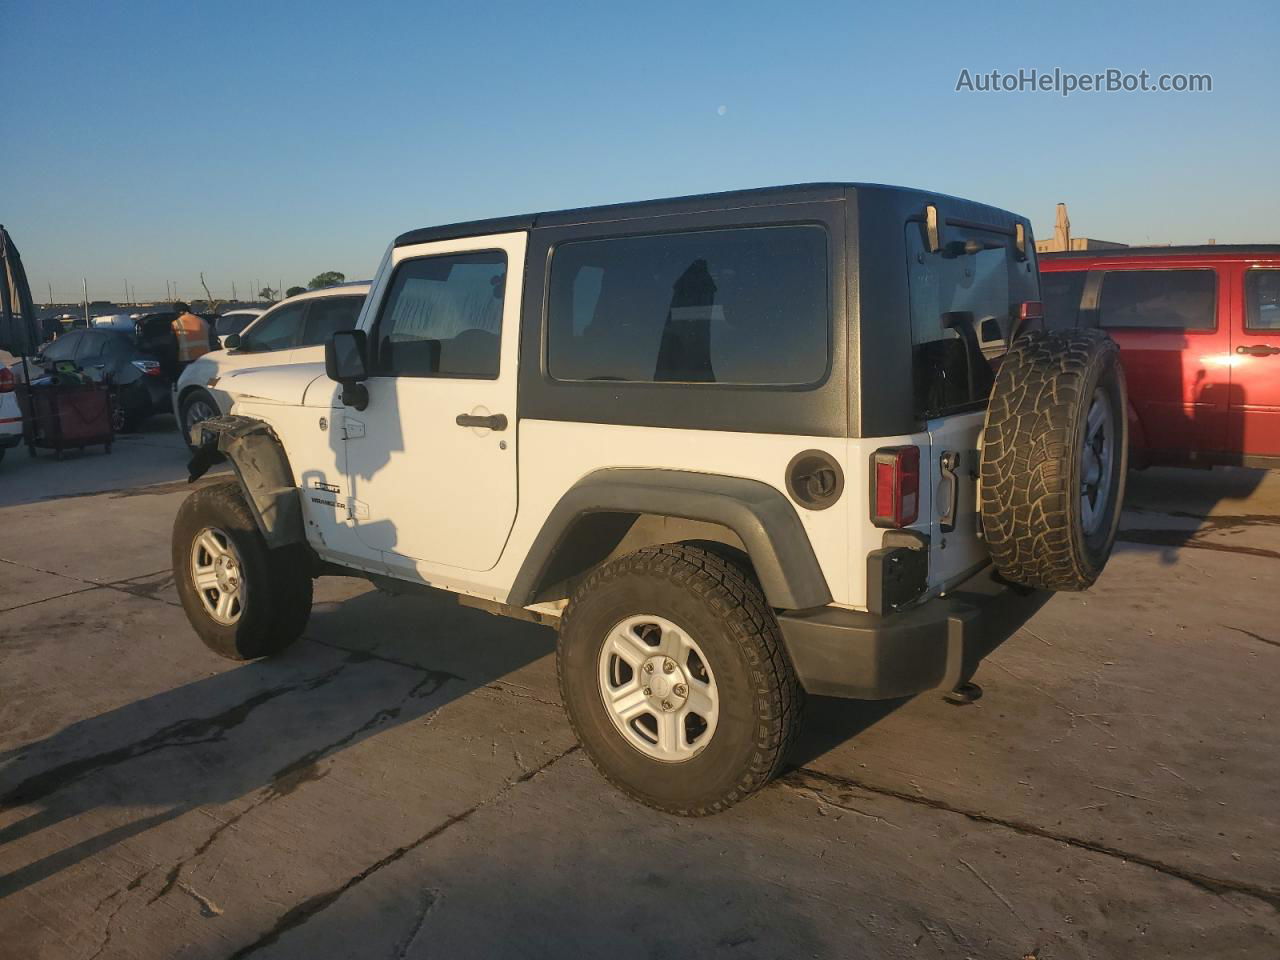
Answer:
0, 350, 22, 464
174, 184, 1127, 815
174, 284, 368, 441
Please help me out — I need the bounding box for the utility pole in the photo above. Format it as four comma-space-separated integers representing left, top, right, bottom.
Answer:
124, 280, 129, 305
47, 282, 53, 307
232, 281, 238, 301
82, 278, 89, 327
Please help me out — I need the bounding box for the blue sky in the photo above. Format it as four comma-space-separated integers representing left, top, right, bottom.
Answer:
5, 0, 1277, 303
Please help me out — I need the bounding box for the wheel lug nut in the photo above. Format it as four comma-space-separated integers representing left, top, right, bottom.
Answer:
663, 659, 675, 674
643, 663, 654, 674
643, 687, 652, 696
661, 699, 673, 711
673, 683, 687, 697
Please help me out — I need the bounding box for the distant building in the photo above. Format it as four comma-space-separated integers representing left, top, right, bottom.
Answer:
1035, 201, 1128, 253
1035, 237, 1130, 253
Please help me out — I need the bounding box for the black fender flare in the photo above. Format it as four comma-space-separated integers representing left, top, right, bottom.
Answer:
187, 415, 305, 549
506, 468, 832, 611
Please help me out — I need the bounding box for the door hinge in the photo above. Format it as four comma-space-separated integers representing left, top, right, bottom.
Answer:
342, 417, 365, 440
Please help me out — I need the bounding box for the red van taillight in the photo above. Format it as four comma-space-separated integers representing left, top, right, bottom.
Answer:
871, 446, 920, 528
0, 367, 14, 394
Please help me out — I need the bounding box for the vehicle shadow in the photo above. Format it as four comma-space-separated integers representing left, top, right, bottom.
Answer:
0, 587, 555, 898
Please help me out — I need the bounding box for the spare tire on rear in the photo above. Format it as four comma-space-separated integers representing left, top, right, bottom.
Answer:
980, 329, 1127, 591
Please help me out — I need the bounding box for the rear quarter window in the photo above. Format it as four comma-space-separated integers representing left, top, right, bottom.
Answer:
546, 224, 829, 386
1098, 269, 1216, 331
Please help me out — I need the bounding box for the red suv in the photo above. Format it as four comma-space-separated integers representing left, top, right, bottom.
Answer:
1040, 246, 1280, 468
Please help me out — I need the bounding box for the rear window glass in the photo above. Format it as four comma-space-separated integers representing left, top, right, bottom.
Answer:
1041, 270, 1086, 329
906, 225, 1016, 418
1245, 269, 1280, 331
1098, 269, 1216, 331
547, 225, 829, 386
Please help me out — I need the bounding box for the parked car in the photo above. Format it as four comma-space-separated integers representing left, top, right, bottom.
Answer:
0, 351, 22, 464
1041, 245, 1280, 468
176, 183, 1127, 815
211, 308, 266, 348
174, 283, 368, 443
32, 327, 172, 431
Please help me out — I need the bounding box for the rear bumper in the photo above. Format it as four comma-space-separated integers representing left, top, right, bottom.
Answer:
776, 567, 1050, 699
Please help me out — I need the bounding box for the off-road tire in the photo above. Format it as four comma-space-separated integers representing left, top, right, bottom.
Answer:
173, 480, 313, 659
558, 543, 803, 816
980, 329, 1128, 591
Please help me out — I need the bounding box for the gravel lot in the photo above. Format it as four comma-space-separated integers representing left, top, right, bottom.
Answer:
1, 419, 1277, 959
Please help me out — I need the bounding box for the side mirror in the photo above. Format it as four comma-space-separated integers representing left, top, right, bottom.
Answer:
326, 330, 370, 410
223, 333, 241, 350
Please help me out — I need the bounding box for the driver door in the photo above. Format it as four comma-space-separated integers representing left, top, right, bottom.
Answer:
344, 233, 525, 574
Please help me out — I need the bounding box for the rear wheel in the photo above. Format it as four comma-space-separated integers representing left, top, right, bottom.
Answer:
558, 544, 802, 816
980, 329, 1128, 591
173, 480, 313, 659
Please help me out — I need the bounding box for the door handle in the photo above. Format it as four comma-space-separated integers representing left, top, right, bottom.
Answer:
455, 413, 508, 431
938, 451, 960, 534
1236, 344, 1280, 357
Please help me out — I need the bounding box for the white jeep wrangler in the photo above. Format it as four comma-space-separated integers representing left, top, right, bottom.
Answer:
175, 184, 1127, 815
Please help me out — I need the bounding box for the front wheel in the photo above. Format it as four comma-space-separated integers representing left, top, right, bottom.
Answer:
558, 544, 802, 816
179, 389, 220, 451
173, 480, 313, 659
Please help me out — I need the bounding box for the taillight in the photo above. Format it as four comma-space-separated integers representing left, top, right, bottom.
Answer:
0, 367, 14, 394
131, 360, 162, 377
1019, 300, 1044, 322
871, 446, 920, 528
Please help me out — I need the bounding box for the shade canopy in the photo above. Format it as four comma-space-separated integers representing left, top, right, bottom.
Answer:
0, 224, 39, 357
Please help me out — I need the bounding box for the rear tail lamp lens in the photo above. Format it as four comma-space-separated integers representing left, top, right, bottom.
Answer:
131, 360, 162, 377
1019, 300, 1044, 322
0, 367, 14, 393
871, 446, 920, 528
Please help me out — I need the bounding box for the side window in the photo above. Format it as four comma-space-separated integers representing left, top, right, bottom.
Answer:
240, 303, 307, 352
1098, 269, 1216, 331
1041, 270, 1087, 329
375, 252, 506, 378
302, 296, 364, 346
546, 225, 828, 385
1245, 269, 1280, 331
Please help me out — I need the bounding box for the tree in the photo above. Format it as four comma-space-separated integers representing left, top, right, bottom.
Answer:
199, 272, 223, 314
258, 286, 278, 302
308, 271, 345, 290
286, 285, 307, 298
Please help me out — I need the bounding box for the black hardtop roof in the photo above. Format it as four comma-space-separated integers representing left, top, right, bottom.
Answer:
394, 182, 1027, 247
1043, 244, 1280, 259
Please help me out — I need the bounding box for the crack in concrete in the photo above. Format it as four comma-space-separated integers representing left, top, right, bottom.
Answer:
1223, 625, 1280, 651
1, 662, 350, 810
224, 745, 580, 959
148, 669, 454, 908
786, 767, 1280, 912
306, 634, 560, 707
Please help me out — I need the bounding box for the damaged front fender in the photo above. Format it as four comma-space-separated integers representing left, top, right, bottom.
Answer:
188, 416, 305, 548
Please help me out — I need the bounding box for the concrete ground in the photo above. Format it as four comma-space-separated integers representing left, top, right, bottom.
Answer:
1, 419, 1277, 959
